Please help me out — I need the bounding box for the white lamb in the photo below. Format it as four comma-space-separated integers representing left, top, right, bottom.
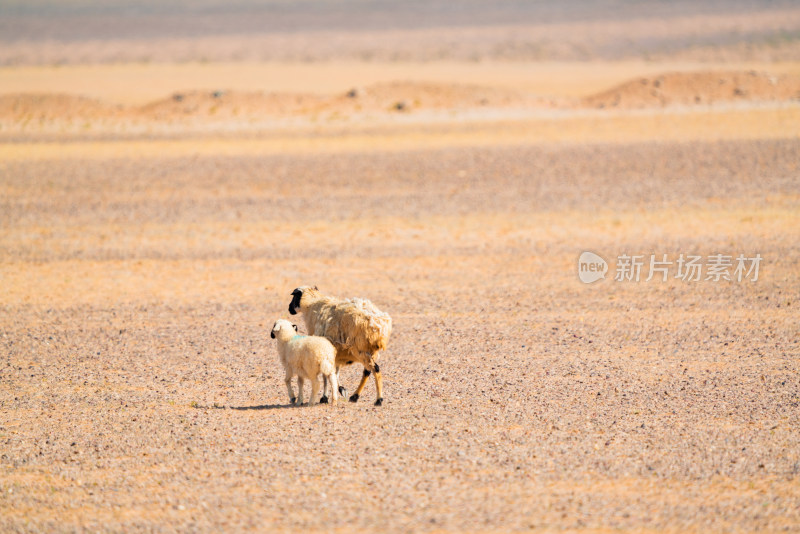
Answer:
270, 319, 338, 406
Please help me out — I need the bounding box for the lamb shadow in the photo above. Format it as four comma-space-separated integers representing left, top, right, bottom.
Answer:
229, 404, 293, 411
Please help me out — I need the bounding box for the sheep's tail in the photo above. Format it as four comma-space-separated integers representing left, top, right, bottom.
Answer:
346, 297, 392, 342
308, 295, 392, 357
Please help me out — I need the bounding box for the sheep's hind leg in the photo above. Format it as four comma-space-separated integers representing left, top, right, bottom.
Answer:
373, 363, 384, 406
350, 356, 384, 406
320, 375, 329, 404
349, 367, 371, 403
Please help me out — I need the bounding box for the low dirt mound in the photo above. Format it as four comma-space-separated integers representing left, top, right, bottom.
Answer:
584, 71, 800, 109
0, 93, 121, 121
328, 82, 538, 112
134, 82, 538, 120
137, 90, 328, 120
0, 84, 540, 135
0, 82, 541, 128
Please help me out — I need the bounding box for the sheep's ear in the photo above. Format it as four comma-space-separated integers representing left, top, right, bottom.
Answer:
273, 323, 281, 331
313, 285, 318, 290
292, 324, 298, 332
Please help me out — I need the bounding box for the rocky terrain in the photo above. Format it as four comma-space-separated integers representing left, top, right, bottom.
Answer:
2, 139, 799, 532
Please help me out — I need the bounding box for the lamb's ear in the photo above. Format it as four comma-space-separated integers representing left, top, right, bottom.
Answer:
313, 285, 318, 290
292, 324, 298, 332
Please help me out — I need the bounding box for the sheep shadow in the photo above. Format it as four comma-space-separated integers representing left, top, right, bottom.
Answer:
229, 404, 293, 411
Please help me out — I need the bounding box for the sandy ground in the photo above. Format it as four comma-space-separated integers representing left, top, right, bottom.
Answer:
2, 2, 800, 531
2, 134, 800, 532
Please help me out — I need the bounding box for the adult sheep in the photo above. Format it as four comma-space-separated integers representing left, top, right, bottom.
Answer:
288, 286, 391, 406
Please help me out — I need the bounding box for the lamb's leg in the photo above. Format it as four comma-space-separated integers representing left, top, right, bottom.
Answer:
329, 372, 339, 405
310, 376, 320, 406
285, 372, 296, 405
297, 376, 305, 405
349, 368, 371, 403
320, 375, 329, 404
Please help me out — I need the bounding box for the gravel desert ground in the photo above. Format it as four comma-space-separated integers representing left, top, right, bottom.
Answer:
2, 1, 800, 532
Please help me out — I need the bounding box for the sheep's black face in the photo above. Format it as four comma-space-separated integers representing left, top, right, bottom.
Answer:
270, 331, 275, 339
288, 288, 302, 315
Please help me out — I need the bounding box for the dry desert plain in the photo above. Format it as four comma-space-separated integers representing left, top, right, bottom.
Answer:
2, 16, 800, 533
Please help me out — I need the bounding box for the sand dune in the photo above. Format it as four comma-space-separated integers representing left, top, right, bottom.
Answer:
584, 70, 800, 109
0, 82, 538, 125
2, 71, 799, 134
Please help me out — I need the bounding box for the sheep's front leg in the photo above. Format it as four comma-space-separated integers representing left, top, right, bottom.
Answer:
333, 352, 348, 399
320, 375, 329, 404
336, 367, 347, 398
296, 376, 305, 405
285, 372, 296, 405
310, 376, 320, 406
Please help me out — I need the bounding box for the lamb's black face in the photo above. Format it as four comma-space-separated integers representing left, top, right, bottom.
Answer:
288, 288, 302, 315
